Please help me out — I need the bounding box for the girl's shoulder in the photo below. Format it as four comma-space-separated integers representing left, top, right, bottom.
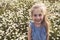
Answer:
29, 20, 34, 25
29, 20, 34, 29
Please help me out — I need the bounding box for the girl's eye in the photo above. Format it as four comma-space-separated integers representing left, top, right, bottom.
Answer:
33, 14, 42, 17
34, 14, 37, 17
39, 14, 42, 16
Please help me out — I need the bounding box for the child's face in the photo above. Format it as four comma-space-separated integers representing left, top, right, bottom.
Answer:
32, 9, 44, 24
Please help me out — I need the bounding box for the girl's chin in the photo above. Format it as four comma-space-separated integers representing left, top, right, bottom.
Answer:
35, 21, 41, 24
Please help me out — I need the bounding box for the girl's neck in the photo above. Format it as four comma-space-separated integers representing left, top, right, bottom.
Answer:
34, 22, 41, 27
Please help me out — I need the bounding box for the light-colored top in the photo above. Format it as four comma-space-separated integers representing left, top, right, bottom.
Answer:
30, 21, 47, 40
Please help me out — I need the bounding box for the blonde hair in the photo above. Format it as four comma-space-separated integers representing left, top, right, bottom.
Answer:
30, 3, 47, 15
30, 3, 50, 35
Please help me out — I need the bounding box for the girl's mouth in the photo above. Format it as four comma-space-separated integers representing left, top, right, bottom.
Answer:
34, 19, 42, 23
35, 19, 42, 22
35, 20, 42, 23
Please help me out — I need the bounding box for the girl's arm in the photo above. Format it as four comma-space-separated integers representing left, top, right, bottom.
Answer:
28, 27, 32, 40
46, 22, 49, 40
46, 25, 49, 40
46, 33, 49, 40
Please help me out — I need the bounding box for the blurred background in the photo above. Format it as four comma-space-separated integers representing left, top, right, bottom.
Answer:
0, 0, 60, 40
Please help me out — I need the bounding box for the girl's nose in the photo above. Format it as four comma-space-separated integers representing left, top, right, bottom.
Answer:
37, 16, 40, 19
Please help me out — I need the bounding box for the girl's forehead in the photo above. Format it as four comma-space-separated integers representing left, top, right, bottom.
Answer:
33, 8, 44, 14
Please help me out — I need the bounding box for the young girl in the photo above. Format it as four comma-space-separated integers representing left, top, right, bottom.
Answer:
28, 3, 49, 40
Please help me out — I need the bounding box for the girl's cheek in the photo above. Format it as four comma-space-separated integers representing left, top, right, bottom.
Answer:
41, 16, 43, 19
42, 16, 44, 20
39, 16, 43, 19
32, 16, 35, 20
